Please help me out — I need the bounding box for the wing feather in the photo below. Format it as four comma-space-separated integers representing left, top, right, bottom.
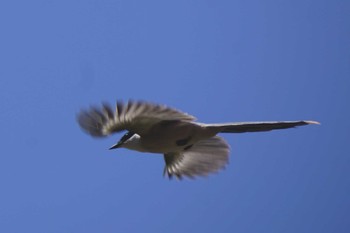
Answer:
163, 136, 230, 179
77, 100, 196, 137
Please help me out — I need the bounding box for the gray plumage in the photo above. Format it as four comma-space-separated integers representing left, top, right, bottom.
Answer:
77, 100, 319, 179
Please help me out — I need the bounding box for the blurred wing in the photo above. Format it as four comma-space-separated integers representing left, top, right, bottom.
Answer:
163, 136, 230, 179
77, 100, 196, 137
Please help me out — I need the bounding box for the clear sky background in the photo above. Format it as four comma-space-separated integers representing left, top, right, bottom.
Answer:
0, 0, 349, 232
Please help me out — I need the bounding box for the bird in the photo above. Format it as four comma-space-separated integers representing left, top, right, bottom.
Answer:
77, 100, 319, 179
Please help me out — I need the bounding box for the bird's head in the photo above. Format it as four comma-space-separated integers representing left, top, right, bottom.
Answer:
109, 132, 141, 150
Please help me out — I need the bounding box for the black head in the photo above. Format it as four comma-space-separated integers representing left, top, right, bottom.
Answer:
109, 131, 136, 150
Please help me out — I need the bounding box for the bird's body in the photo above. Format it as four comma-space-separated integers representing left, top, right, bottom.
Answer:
131, 121, 213, 153
77, 100, 318, 179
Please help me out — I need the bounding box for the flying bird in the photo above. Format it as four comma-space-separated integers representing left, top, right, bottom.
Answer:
77, 100, 318, 179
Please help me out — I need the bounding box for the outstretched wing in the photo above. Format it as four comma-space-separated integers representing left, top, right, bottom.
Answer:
163, 136, 230, 179
77, 100, 196, 137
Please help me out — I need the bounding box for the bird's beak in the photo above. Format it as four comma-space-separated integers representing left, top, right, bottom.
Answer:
109, 142, 121, 150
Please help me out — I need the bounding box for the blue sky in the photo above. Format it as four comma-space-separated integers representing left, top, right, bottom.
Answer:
0, 0, 349, 232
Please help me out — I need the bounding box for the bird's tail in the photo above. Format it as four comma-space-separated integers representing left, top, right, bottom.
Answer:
206, 120, 319, 133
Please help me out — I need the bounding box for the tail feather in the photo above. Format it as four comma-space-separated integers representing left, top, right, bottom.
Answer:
208, 120, 319, 133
